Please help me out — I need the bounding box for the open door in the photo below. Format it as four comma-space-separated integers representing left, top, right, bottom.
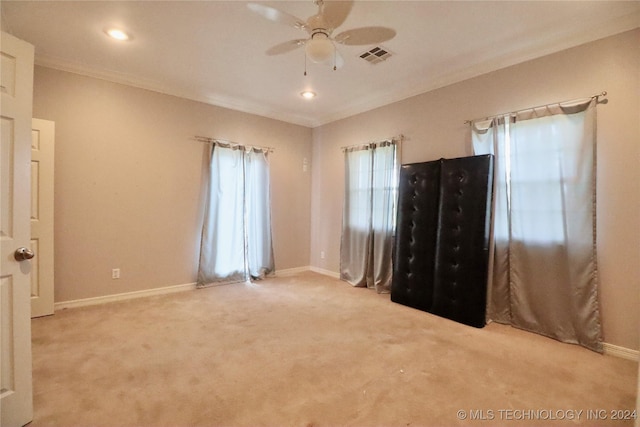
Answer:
30, 119, 55, 318
1, 31, 35, 427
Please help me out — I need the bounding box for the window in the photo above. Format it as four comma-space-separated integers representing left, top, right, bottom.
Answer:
197, 143, 274, 286
344, 143, 398, 232
340, 139, 399, 292
471, 99, 601, 352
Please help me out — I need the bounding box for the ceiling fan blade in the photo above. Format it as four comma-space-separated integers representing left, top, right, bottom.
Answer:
247, 3, 306, 30
321, 0, 353, 30
266, 39, 306, 56
334, 26, 396, 45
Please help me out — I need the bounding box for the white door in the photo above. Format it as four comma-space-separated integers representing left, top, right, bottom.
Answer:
1, 31, 35, 427
30, 119, 54, 318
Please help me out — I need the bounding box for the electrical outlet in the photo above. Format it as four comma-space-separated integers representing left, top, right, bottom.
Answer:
112, 268, 120, 279
320, 251, 325, 260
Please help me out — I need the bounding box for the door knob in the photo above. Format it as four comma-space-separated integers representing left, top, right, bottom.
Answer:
14, 247, 35, 261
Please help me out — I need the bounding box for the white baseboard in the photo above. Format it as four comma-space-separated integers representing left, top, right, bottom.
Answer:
54, 266, 322, 311
274, 265, 340, 279
276, 266, 311, 276
603, 343, 639, 361
309, 266, 340, 279
54, 282, 197, 311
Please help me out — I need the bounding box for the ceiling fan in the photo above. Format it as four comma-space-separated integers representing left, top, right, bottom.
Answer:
247, 0, 396, 71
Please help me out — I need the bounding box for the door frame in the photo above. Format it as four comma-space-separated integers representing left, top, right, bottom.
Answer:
30, 118, 55, 318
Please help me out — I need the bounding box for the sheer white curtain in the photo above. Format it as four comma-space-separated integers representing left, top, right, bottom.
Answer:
197, 143, 274, 286
472, 98, 602, 352
340, 139, 399, 293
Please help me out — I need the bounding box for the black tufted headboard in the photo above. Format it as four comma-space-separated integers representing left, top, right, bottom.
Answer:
391, 155, 494, 328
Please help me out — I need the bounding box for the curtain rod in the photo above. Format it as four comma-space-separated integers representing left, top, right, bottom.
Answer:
194, 136, 274, 153
463, 91, 607, 125
340, 134, 404, 151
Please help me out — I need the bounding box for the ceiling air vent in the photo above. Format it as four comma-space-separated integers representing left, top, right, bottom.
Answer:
359, 46, 392, 64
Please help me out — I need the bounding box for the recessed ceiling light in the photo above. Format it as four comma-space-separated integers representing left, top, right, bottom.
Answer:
105, 28, 131, 41
301, 91, 316, 99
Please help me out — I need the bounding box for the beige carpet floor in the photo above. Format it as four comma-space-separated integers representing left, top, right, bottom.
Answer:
31, 271, 637, 426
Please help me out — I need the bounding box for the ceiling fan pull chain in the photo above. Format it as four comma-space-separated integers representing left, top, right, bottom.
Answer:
304, 51, 308, 76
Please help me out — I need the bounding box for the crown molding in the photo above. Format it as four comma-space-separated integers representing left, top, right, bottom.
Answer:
34, 55, 318, 128
35, 13, 638, 130
310, 15, 640, 127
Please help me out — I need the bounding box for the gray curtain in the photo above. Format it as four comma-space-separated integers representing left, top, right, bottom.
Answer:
197, 143, 274, 287
472, 98, 602, 352
245, 148, 275, 279
340, 139, 399, 293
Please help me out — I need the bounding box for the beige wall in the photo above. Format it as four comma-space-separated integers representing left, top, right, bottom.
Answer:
310, 29, 640, 350
33, 67, 312, 302
32, 29, 639, 350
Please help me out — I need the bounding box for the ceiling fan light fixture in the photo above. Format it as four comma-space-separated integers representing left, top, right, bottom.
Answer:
305, 32, 334, 63
249, 0, 397, 71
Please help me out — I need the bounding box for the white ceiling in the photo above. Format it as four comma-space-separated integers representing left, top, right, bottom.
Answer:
2, 1, 639, 128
